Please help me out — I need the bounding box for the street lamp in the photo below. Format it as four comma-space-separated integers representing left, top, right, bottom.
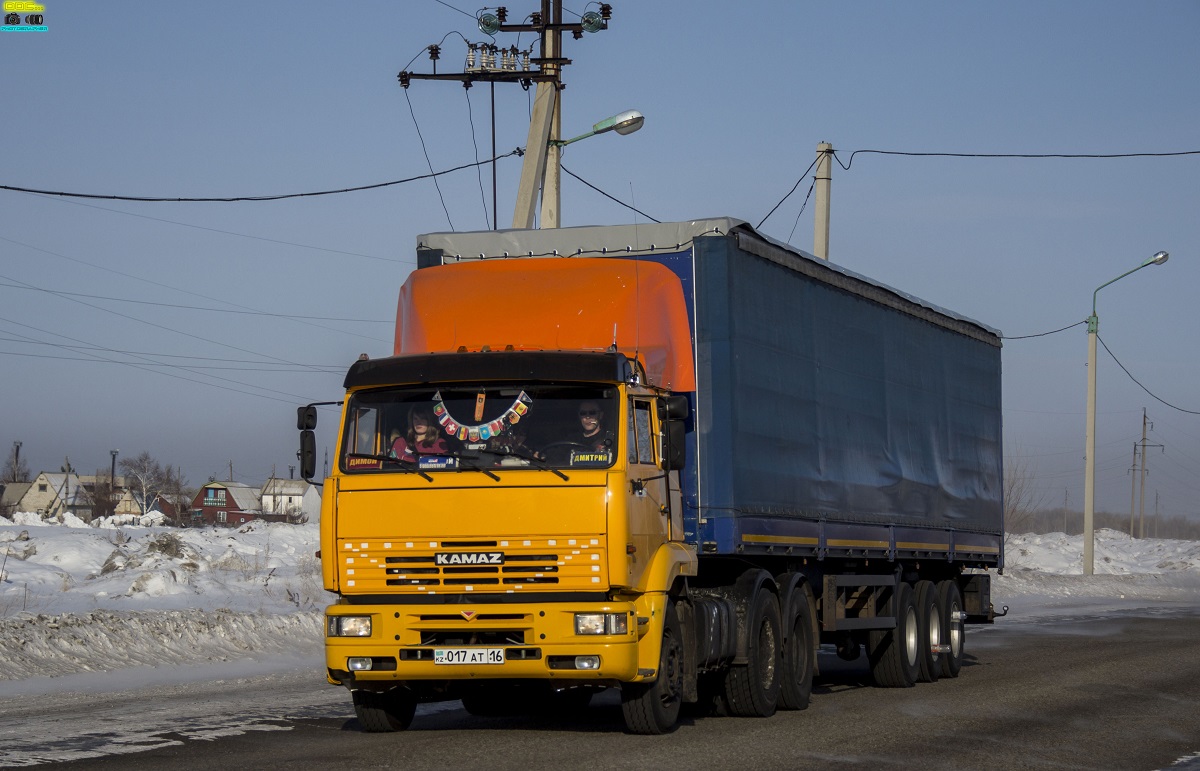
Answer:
550, 109, 645, 147
516, 109, 645, 229
1083, 250, 1168, 574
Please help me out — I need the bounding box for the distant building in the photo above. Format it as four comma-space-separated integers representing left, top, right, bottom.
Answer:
260, 478, 321, 524
0, 482, 32, 519
15, 472, 92, 521
187, 481, 263, 527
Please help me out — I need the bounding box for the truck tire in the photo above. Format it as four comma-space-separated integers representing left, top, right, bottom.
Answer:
778, 587, 814, 711
914, 580, 941, 683
868, 581, 919, 688
621, 601, 683, 734
724, 588, 782, 717
937, 579, 965, 678
352, 688, 417, 732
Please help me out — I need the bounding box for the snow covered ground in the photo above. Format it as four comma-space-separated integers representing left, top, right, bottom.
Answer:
2, 513, 1200, 696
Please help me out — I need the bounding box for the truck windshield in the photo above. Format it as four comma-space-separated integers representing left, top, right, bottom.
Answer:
340, 384, 619, 473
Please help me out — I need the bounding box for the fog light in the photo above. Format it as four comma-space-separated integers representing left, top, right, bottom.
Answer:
347, 657, 373, 671
575, 656, 600, 670
328, 615, 372, 637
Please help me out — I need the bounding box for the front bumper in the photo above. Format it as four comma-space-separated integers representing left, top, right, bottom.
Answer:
326, 598, 649, 685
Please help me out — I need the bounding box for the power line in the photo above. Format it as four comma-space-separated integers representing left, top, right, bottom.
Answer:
758, 155, 820, 229
0, 150, 520, 203
23, 192, 406, 264
1098, 335, 1200, 415
404, 89, 455, 229
463, 85, 492, 230
1001, 319, 1087, 340
834, 148, 1200, 171
560, 164, 661, 223
0, 279, 390, 323
761, 146, 1200, 228
0, 335, 346, 369
0, 234, 391, 344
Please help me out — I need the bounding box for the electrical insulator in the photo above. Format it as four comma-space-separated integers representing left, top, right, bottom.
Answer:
466, 44, 477, 70
496, 6, 507, 22
397, 71, 411, 88
521, 51, 530, 70
530, 12, 541, 26
599, 3, 612, 20
428, 44, 440, 61
489, 44, 499, 69
508, 46, 519, 70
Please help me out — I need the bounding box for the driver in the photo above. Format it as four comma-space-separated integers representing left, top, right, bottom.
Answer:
571, 400, 612, 451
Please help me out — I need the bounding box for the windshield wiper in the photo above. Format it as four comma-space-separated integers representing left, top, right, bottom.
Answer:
346, 453, 433, 482
432, 449, 501, 481
473, 446, 569, 481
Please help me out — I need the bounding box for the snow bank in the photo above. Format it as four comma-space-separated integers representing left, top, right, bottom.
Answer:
1, 515, 1198, 689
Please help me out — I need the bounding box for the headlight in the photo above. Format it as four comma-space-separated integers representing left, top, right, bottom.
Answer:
327, 615, 372, 637
574, 612, 628, 635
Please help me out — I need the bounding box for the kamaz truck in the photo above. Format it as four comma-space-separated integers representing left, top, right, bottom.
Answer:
298, 217, 1005, 734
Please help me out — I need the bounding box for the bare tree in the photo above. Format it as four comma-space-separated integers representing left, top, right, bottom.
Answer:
2, 443, 30, 484
160, 465, 194, 527
90, 468, 118, 519
1004, 453, 1043, 539
119, 451, 165, 515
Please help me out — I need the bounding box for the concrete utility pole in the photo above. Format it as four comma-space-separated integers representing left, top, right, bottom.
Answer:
398, 1, 614, 231
1129, 443, 1139, 538
813, 142, 833, 260
1136, 409, 1163, 539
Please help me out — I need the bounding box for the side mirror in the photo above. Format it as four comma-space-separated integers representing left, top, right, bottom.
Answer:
299, 430, 317, 480
658, 395, 689, 421
664, 421, 686, 471
297, 405, 317, 431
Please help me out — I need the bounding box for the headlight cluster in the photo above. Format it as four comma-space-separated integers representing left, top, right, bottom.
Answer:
327, 615, 372, 637
574, 612, 629, 635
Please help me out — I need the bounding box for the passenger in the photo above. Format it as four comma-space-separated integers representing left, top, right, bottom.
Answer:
390, 405, 448, 462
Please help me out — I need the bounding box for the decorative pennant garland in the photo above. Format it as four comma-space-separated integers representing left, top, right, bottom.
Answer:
432, 391, 533, 442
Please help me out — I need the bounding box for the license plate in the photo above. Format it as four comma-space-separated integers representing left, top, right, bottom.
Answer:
434, 648, 505, 665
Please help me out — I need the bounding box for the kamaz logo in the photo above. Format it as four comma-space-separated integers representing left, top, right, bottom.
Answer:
435, 552, 504, 566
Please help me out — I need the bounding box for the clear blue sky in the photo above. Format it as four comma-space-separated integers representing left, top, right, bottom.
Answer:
2, 1, 1198, 523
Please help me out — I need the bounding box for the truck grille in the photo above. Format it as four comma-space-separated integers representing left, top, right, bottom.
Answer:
337, 536, 607, 593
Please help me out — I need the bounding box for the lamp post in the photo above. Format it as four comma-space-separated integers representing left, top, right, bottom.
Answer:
1083, 251, 1168, 574
110, 449, 119, 514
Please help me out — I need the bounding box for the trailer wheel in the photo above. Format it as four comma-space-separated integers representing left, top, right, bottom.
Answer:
914, 580, 941, 683
621, 601, 683, 734
937, 579, 965, 678
724, 588, 782, 717
778, 587, 815, 711
868, 581, 919, 688
352, 688, 417, 732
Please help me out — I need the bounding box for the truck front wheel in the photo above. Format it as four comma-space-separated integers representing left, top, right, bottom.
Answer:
352, 688, 417, 732
621, 601, 683, 734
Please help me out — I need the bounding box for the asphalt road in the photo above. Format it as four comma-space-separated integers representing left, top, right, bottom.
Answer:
11, 608, 1200, 770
